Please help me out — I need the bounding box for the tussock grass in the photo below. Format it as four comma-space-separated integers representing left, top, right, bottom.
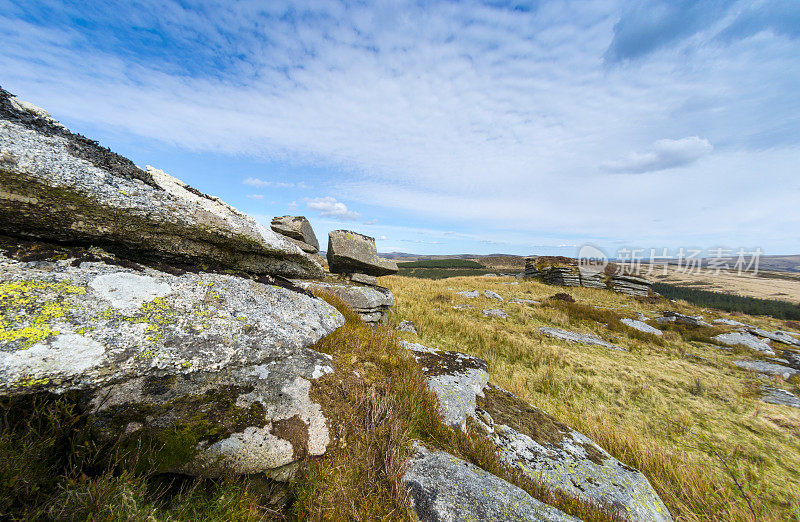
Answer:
384, 275, 800, 522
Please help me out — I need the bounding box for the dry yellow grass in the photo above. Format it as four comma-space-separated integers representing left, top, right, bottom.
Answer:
649, 265, 800, 304
382, 274, 800, 522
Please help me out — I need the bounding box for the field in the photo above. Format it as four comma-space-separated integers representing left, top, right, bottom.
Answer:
396, 258, 522, 279
653, 283, 800, 320
383, 274, 800, 521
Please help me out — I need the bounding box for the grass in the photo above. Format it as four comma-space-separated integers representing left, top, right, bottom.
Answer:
397, 259, 483, 268
653, 282, 800, 320
384, 275, 800, 522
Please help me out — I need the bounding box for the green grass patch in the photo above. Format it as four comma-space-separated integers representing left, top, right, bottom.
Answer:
397, 259, 484, 268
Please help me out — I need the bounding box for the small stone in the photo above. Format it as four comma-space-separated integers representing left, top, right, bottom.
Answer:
483, 290, 503, 301
539, 327, 625, 351
456, 290, 479, 298
396, 320, 418, 334
482, 309, 508, 318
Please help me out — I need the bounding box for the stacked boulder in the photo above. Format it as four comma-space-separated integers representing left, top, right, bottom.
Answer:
270, 215, 320, 254
295, 230, 397, 324
0, 90, 344, 478
525, 256, 653, 297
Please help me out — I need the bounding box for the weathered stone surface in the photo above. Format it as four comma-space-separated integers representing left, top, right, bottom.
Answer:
326, 230, 397, 276
761, 387, 800, 409
347, 273, 378, 286
655, 316, 676, 324
0, 253, 344, 396
270, 215, 319, 253
713, 332, 774, 355
87, 348, 334, 477
403, 341, 488, 430
403, 443, 578, 522
539, 327, 625, 351
456, 290, 479, 298
782, 350, 800, 370
509, 298, 540, 305
0, 92, 323, 279
452, 304, 474, 310
397, 320, 418, 334
663, 311, 710, 327
477, 385, 672, 522
482, 309, 508, 318
714, 318, 750, 327
524, 257, 653, 296
621, 318, 663, 336
748, 328, 800, 347
734, 360, 800, 380
294, 279, 393, 324
483, 290, 503, 301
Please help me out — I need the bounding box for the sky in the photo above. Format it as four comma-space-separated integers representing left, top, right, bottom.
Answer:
2, 0, 799, 257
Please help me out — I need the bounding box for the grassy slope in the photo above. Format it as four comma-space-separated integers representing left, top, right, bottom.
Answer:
383, 275, 800, 522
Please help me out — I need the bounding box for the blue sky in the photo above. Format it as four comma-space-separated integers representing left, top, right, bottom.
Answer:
2, 0, 799, 256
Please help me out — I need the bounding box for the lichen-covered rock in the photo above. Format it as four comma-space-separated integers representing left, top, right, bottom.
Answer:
482, 308, 508, 318
483, 290, 503, 301
748, 328, 800, 347
477, 385, 673, 522
0, 90, 322, 279
509, 298, 539, 305
663, 311, 710, 327
761, 386, 800, 409
621, 318, 663, 336
734, 360, 800, 380
86, 348, 334, 477
295, 279, 393, 324
270, 215, 319, 253
403, 443, 578, 522
402, 341, 488, 430
539, 327, 625, 351
326, 230, 398, 277
0, 252, 344, 396
397, 320, 418, 334
713, 332, 774, 355
456, 290, 479, 298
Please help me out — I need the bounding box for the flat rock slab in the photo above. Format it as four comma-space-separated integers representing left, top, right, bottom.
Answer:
87, 348, 334, 477
456, 290, 479, 298
295, 280, 393, 311
270, 215, 319, 253
713, 332, 774, 355
539, 327, 625, 351
761, 387, 800, 409
403, 444, 578, 522
734, 360, 800, 380
483, 290, 503, 301
482, 309, 509, 318
326, 230, 397, 276
0, 253, 344, 396
714, 318, 751, 327
477, 385, 673, 522
402, 341, 489, 430
749, 328, 800, 347
0, 94, 322, 279
509, 298, 540, 305
621, 318, 663, 336
663, 311, 710, 327
452, 304, 474, 310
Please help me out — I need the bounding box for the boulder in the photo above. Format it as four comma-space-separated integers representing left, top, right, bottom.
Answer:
748, 328, 800, 347
477, 385, 673, 522
0, 250, 344, 397
86, 348, 334, 477
524, 257, 653, 297
403, 444, 578, 522
326, 230, 397, 277
347, 273, 378, 286
483, 290, 503, 301
270, 215, 319, 253
539, 327, 626, 351
781, 350, 800, 370
402, 341, 488, 430
621, 318, 663, 336
0, 90, 323, 279
396, 320, 418, 334
663, 311, 710, 327
456, 290, 479, 298
734, 360, 800, 380
714, 318, 750, 327
712, 332, 774, 355
295, 279, 393, 324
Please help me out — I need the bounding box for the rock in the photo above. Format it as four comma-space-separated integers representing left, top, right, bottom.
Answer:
748, 328, 800, 347
86, 348, 334, 477
523, 256, 653, 296
482, 309, 508, 319
294, 279, 393, 324
610, 274, 652, 297
483, 290, 503, 301
482, 273, 499, 277
478, 385, 672, 522
501, 281, 519, 285
397, 320, 418, 334
655, 316, 676, 324
761, 387, 800, 409
509, 298, 540, 305
0, 91, 323, 279
347, 273, 378, 286
714, 318, 750, 327
270, 216, 319, 253
663, 311, 710, 327
403, 341, 489, 430
539, 327, 625, 351
456, 290, 479, 298
734, 360, 800, 380
637, 312, 649, 321
326, 230, 398, 277
620, 318, 663, 336
0, 252, 344, 396
452, 304, 474, 310
403, 444, 578, 522
712, 332, 775, 355
781, 350, 800, 370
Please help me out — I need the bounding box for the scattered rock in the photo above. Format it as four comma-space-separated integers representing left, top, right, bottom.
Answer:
403, 341, 488, 429
748, 328, 800, 347
270, 215, 320, 254
326, 230, 398, 277
637, 312, 649, 321
456, 290, 479, 298
294, 279, 393, 324
509, 298, 540, 305
655, 316, 676, 324
483, 290, 503, 301
0, 95, 322, 279
620, 318, 663, 336
539, 327, 625, 351
482, 309, 508, 318
712, 332, 774, 355
403, 444, 578, 522
482, 273, 499, 277
452, 304, 474, 310
714, 318, 750, 327
502, 281, 519, 285
734, 360, 800, 380
396, 320, 418, 334
663, 311, 710, 327
781, 350, 800, 370
761, 387, 800, 409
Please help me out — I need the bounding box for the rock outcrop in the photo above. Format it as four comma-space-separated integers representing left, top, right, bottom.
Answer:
713, 332, 774, 355
295, 278, 394, 324
621, 318, 663, 336
326, 230, 398, 277
0, 90, 323, 279
270, 215, 320, 254
524, 257, 653, 297
734, 360, 800, 380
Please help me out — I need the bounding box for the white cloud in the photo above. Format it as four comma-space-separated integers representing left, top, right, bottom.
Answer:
306, 196, 361, 221
287, 201, 298, 210
244, 177, 304, 188
363, 218, 378, 225
601, 137, 713, 174
245, 193, 264, 199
